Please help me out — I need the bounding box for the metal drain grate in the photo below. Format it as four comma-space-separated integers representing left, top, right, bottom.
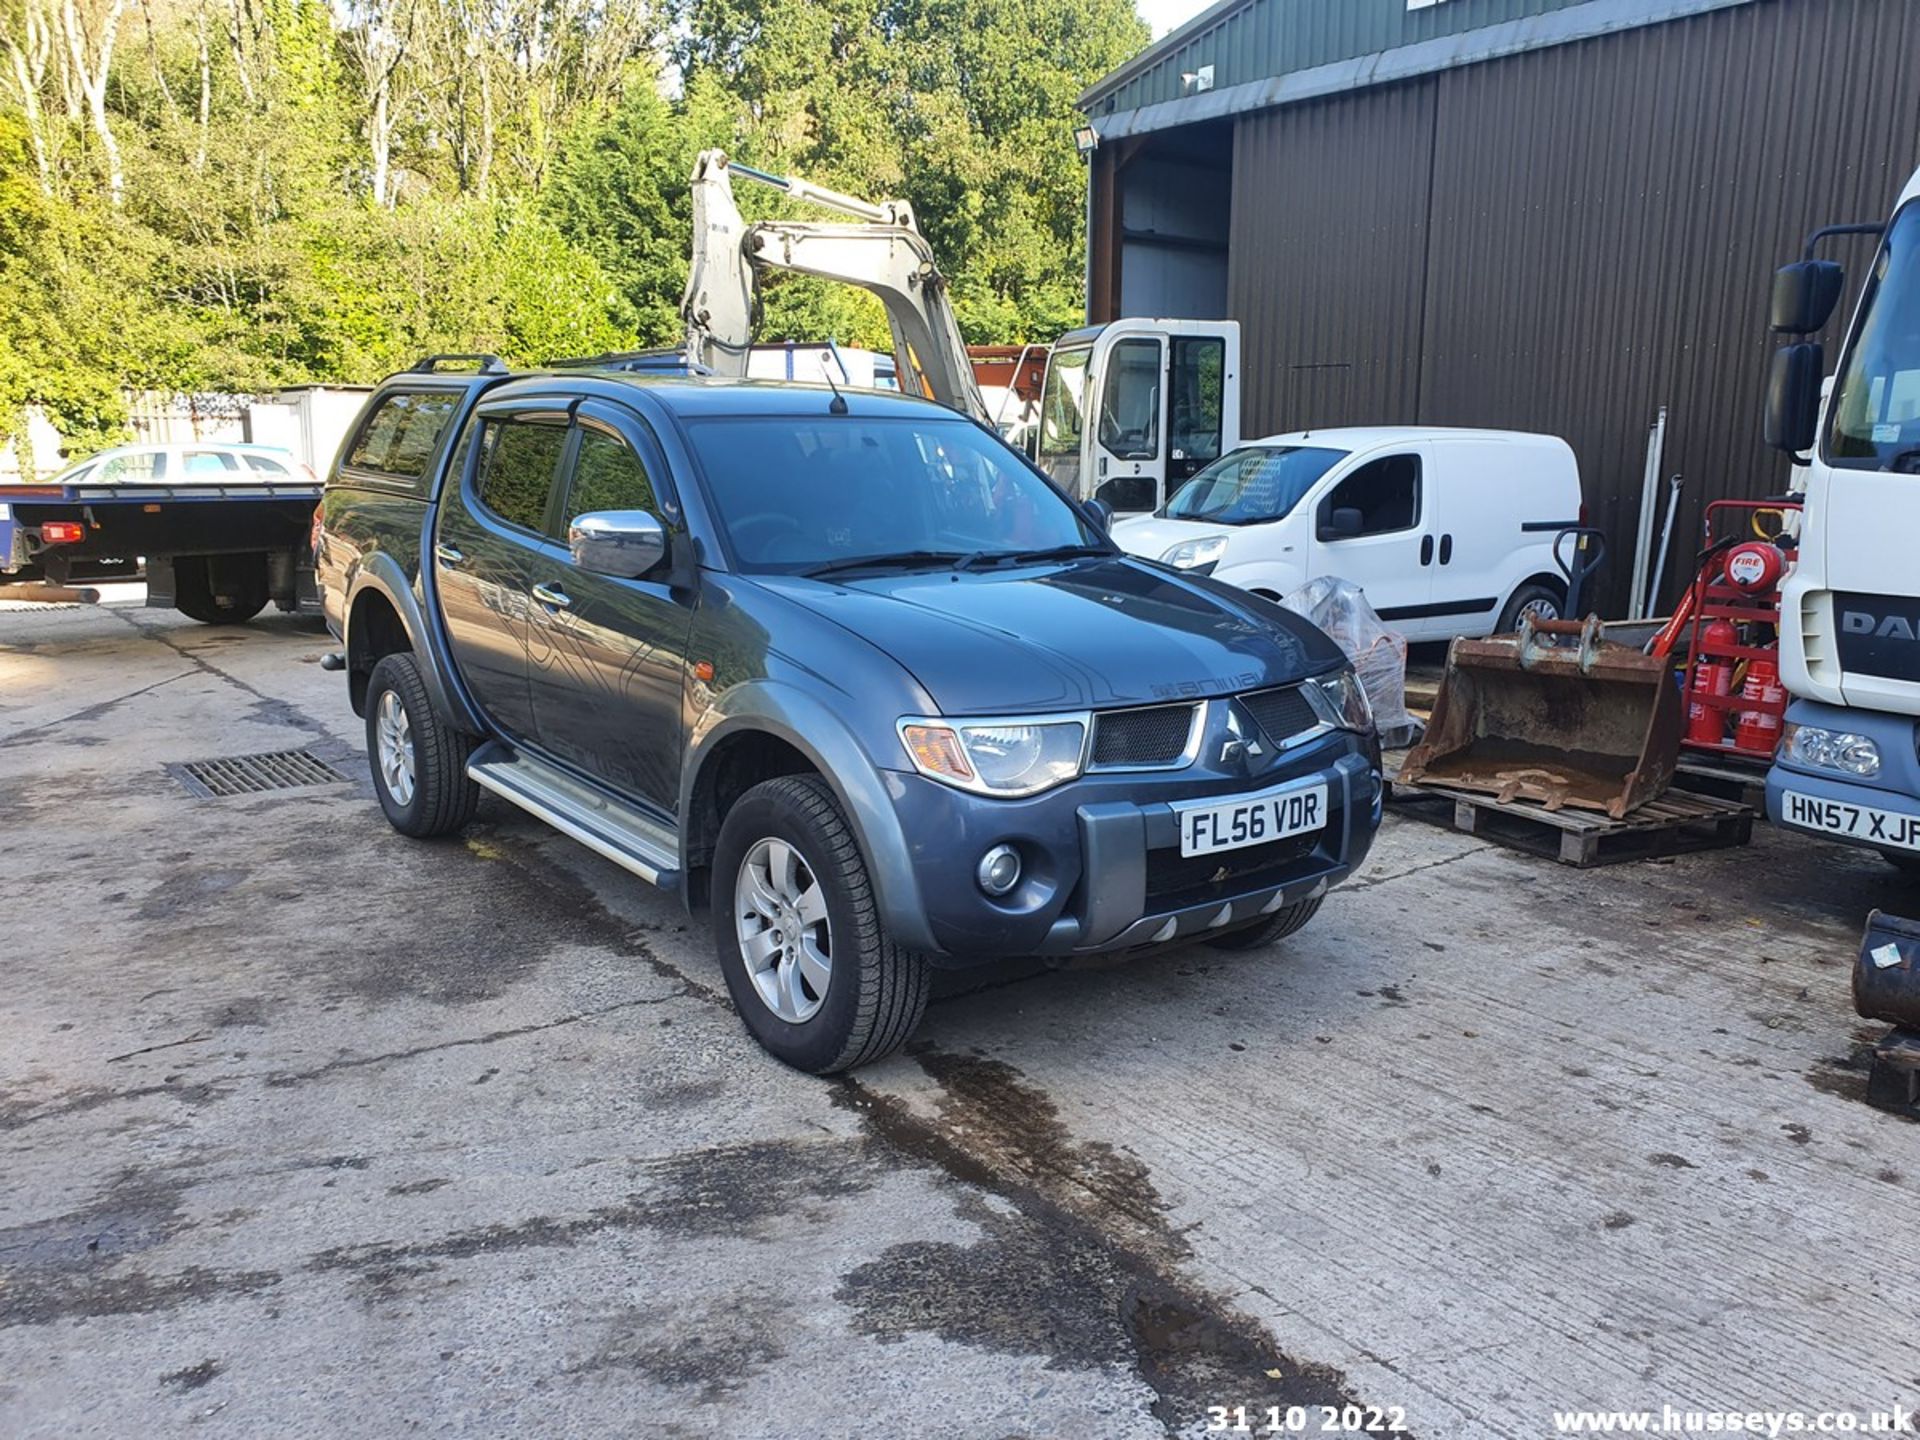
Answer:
173, 749, 348, 798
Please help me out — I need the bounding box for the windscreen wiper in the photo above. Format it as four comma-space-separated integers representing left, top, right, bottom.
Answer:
972, 544, 1110, 568
802, 550, 977, 578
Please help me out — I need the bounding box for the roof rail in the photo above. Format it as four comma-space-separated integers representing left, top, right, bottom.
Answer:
546, 348, 714, 376
409, 353, 508, 375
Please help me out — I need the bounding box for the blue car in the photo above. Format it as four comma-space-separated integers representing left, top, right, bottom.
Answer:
317, 357, 1383, 1072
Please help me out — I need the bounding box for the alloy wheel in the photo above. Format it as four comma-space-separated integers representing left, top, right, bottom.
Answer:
374, 688, 416, 808
734, 837, 832, 1023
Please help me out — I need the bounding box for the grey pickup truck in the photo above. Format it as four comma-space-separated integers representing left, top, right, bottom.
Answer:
317, 355, 1383, 1072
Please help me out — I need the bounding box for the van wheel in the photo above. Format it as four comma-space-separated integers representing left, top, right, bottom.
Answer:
1204, 896, 1323, 951
365, 653, 480, 838
713, 775, 930, 1074
1497, 582, 1564, 633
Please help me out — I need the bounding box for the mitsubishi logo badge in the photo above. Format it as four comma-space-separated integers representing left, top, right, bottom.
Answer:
1219, 703, 1266, 769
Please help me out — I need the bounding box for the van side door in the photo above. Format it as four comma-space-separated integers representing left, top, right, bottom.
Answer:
1307, 451, 1436, 637
1414, 439, 1509, 638
1422, 439, 1581, 637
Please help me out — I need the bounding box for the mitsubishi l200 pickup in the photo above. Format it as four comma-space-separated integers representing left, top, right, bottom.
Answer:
316, 356, 1383, 1072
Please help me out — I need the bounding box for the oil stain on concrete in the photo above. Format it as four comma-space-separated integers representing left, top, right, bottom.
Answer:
836, 1047, 1379, 1436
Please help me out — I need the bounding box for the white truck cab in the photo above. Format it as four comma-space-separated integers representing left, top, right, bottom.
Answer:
1034, 319, 1241, 515
1766, 164, 1920, 866
1110, 427, 1583, 642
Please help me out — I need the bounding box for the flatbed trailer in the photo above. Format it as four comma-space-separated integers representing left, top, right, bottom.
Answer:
0, 477, 322, 623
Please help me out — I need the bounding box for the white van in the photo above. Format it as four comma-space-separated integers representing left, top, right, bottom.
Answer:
1111, 427, 1584, 641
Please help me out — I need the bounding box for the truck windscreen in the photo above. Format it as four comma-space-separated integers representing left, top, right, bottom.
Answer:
1828, 201, 1920, 471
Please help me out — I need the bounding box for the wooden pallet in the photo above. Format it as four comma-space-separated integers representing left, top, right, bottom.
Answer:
1672, 755, 1770, 809
1386, 776, 1755, 867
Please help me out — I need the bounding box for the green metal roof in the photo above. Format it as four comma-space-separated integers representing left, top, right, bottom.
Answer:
1082, 0, 1754, 130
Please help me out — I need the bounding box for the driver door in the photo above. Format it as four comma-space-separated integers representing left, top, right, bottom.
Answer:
1307, 452, 1437, 637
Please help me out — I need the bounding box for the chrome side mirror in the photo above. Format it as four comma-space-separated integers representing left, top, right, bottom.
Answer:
569, 510, 667, 579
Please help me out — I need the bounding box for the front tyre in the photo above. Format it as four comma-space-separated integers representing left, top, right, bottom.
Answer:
1203, 896, 1324, 951
364, 652, 480, 838
712, 775, 929, 1074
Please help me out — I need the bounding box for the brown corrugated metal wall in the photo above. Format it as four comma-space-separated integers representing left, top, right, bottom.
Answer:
1220, 0, 1920, 614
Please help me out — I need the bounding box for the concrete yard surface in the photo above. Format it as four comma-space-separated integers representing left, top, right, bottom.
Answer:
2, 598, 1916, 1439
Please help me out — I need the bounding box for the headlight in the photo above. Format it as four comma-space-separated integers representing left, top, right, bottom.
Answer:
1161, 535, 1228, 572
1781, 723, 1881, 777
899, 714, 1089, 797
1303, 667, 1374, 733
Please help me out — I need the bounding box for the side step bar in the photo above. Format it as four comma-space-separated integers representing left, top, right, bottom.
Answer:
468, 743, 681, 890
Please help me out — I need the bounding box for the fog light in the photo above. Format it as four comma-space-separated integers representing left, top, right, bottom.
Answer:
977, 844, 1022, 896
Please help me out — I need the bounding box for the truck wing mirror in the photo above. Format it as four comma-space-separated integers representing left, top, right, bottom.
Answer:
1762, 343, 1824, 456
1319, 506, 1364, 541
1083, 497, 1114, 532
1770, 261, 1845, 334
569, 510, 667, 578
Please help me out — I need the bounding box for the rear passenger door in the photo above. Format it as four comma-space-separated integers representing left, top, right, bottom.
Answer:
1308, 451, 1435, 636
434, 403, 573, 741
525, 402, 691, 813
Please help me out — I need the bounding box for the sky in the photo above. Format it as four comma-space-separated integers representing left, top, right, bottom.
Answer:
1136, 0, 1216, 38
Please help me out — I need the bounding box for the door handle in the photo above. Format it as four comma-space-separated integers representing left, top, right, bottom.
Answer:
531, 582, 572, 610
1439, 534, 1454, 565
1419, 535, 1434, 566
434, 544, 465, 566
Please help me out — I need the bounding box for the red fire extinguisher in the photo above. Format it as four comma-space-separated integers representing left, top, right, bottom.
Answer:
1733, 656, 1786, 753
1687, 618, 1738, 746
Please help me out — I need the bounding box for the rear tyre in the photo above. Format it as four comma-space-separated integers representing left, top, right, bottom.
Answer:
364, 652, 480, 838
173, 555, 268, 625
713, 775, 930, 1074
1496, 581, 1565, 633
1203, 896, 1324, 952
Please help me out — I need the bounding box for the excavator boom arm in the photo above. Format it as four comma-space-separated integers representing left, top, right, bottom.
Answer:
681, 150, 990, 424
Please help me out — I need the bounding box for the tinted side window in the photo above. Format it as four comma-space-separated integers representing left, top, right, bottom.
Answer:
181, 451, 239, 475
243, 454, 291, 476
1323, 454, 1420, 538
567, 430, 658, 518
476, 418, 568, 534
344, 392, 458, 481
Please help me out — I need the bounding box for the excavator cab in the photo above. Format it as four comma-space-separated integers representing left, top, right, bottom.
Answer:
1033, 320, 1241, 514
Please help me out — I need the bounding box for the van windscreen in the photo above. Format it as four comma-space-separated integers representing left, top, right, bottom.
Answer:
1162, 445, 1346, 525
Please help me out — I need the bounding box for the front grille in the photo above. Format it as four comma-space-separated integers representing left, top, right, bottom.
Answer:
1090, 703, 1198, 768
1240, 685, 1317, 748
1144, 833, 1319, 910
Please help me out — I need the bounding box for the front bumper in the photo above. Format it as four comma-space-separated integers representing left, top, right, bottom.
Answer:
880, 727, 1382, 964
1766, 698, 1920, 854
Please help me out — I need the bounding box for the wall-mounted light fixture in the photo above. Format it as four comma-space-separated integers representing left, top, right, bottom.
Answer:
1181, 64, 1214, 93
1074, 124, 1100, 158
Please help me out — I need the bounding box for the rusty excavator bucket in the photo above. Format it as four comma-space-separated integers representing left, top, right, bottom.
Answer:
1401, 616, 1683, 820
